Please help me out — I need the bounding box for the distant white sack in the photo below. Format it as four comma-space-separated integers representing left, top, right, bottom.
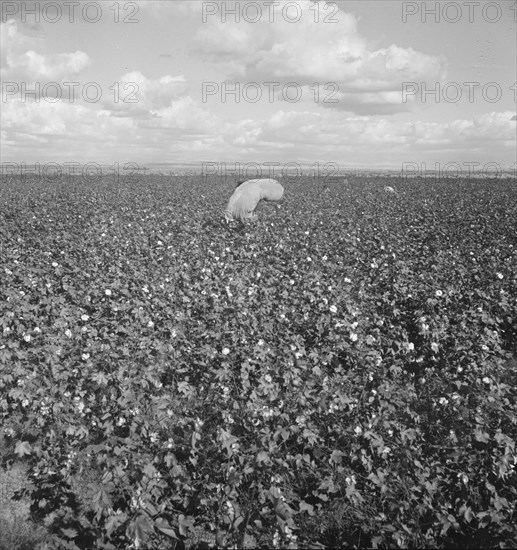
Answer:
224, 179, 284, 223
384, 186, 396, 193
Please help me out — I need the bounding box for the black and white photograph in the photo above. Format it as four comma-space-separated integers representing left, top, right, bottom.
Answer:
1, 1, 516, 548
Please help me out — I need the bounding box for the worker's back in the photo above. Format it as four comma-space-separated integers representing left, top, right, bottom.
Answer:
224, 179, 284, 222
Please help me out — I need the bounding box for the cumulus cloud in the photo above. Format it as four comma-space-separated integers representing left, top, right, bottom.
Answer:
446, 111, 517, 143
2, 3, 510, 166
1, 20, 90, 82
137, 96, 220, 135
216, 108, 517, 160
97, 72, 218, 135
319, 90, 413, 115
192, 1, 446, 114
3, 96, 514, 164
3, 99, 130, 138
102, 71, 189, 117
2, 82, 222, 162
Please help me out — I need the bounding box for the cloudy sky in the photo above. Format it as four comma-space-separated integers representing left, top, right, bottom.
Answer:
1, 0, 516, 171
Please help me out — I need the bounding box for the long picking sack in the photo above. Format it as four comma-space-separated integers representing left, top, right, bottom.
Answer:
224, 179, 284, 223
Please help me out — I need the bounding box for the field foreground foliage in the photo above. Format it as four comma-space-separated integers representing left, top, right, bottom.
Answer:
1, 174, 516, 549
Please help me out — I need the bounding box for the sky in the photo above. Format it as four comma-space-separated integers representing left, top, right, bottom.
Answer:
1, 0, 516, 172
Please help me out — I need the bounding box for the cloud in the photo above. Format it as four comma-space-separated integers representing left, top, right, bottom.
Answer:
139, 96, 220, 134
2, 99, 131, 138
1, 20, 90, 82
102, 71, 189, 116
1, 7, 511, 165
319, 90, 413, 115
2, 80, 222, 162
216, 108, 517, 159
97, 71, 218, 134
2, 99, 514, 164
192, 1, 446, 115
448, 111, 517, 143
